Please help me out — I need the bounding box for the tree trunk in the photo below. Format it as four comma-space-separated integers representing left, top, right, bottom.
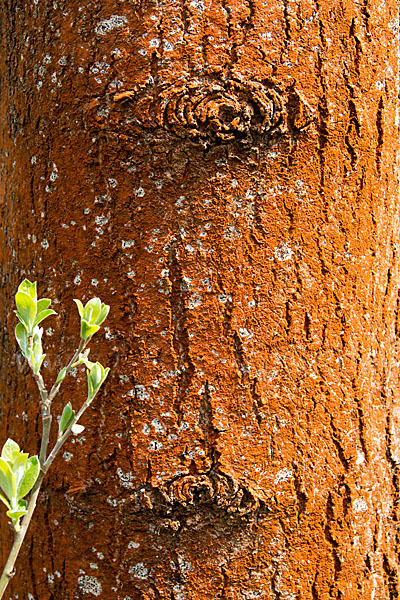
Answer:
0, 0, 399, 598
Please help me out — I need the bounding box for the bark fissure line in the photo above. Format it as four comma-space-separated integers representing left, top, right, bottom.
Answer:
168, 242, 196, 425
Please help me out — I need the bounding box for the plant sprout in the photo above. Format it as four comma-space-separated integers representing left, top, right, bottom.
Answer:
0, 280, 111, 598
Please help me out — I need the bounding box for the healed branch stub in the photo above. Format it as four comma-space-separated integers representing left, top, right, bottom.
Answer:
111, 76, 314, 147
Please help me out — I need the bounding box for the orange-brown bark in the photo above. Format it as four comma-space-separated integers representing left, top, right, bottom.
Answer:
0, 0, 399, 598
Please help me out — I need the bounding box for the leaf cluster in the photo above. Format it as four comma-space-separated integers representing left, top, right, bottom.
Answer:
0, 440, 39, 531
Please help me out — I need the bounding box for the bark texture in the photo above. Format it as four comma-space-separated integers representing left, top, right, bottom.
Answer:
0, 0, 399, 598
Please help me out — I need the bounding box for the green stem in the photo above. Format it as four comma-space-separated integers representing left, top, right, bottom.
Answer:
38, 339, 85, 464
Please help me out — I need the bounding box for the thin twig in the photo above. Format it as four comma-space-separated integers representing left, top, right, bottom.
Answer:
49, 339, 86, 401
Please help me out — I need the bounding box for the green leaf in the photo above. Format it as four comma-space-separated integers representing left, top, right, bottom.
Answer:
96, 303, 110, 326
56, 367, 67, 383
15, 311, 28, 327
0, 492, 10, 509
37, 298, 51, 313
15, 291, 36, 332
30, 327, 45, 374
7, 499, 28, 529
12, 452, 29, 486
0, 457, 16, 501
59, 402, 75, 435
18, 280, 37, 303
34, 309, 57, 328
81, 320, 100, 341
7, 507, 28, 521
1, 439, 20, 465
90, 363, 102, 389
17, 456, 39, 500
74, 299, 84, 318
83, 297, 102, 323
88, 362, 109, 401
15, 322, 29, 358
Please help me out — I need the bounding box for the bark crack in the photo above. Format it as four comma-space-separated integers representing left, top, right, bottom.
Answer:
198, 380, 220, 462
383, 552, 399, 600
376, 96, 384, 177
168, 242, 196, 425
293, 465, 307, 522
329, 414, 350, 471
324, 493, 342, 589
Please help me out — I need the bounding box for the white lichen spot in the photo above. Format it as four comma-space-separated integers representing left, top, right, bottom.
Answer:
353, 498, 368, 513
134, 385, 149, 399
143, 424, 151, 435
74, 275, 81, 285
177, 555, 193, 574
239, 328, 253, 339
95, 15, 128, 36
31, 155, 37, 164
41, 239, 49, 249
274, 468, 293, 484
128, 541, 140, 549
149, 440, 163, 451
356, 450, 365, 465
63, 452, 73, 462
173, 584, 186, 600
122, 240, 135, 248
77, 575, 102, 596
151, 418, 165, 433
84, 207, 90, 214
117, 467, 134, 489
218, 294, 232, 303
180, 276, 192, 291
129, 562, 148, 579
188, 293, 202, 309
108, 178, 118, 188
90, 62, 110, 76
274, 243, 293, 261
138, 49, 147, 56
91, 279, 98, 287
95, 215, 109, 226
46, 327, 54, 336
190, 0, 205, 11
224, 225, 240, 240
107, 496, 118, 507
149, 38, 160, 47
135, 187, 145, 197
89, 563, 98, 570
